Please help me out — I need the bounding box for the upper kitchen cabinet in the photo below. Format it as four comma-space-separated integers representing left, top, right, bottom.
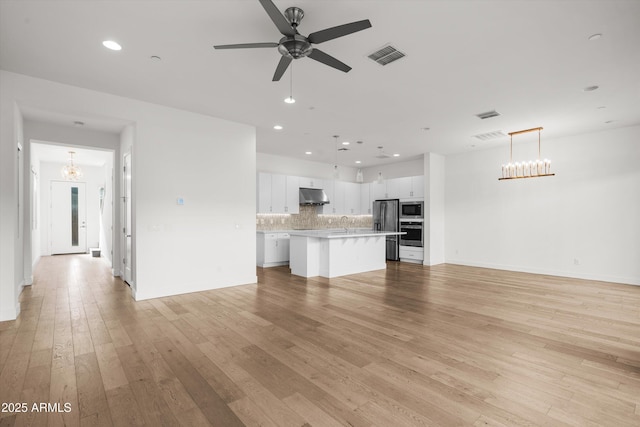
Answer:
371, 176, 424, 200
391, 176, 424, 199
286, 175, 300, 213
344, 182, 361, 214
360, 183, 372, 214
372, 180, 388, 200
322, 180, 341, 214
298, 176, 323, 189
256, 172, 299, 214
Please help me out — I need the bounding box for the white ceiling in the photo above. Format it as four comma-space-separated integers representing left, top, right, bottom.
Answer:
31, 142, 112, 167
2, 1, 639, 168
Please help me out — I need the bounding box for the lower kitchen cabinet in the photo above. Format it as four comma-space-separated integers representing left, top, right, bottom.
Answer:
399, 245, 424, 264
257, 232, 290, 267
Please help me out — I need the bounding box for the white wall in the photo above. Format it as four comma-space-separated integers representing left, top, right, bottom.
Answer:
424, 153, 445, 266
362, 156, 424, 183
258, 152, 359, 182
0, 71, 257, 319
445, 125, 640, 285
38, 162, 105, 255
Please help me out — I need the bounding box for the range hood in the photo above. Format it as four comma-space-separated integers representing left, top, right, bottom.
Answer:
299, 187, 330, 205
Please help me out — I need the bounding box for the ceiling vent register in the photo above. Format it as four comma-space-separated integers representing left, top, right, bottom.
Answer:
368, 45, 406, 66
476, 110, 501, 120
473, 130, 507, 141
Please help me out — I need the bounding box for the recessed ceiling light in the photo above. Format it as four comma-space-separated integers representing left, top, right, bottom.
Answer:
393, 153, 400, 157
102, 40, 122, 51
305, 151, 312, 155
597, 106, 606, 109
421, 127, 430, 131
588, 33, 602, 41
342, 141, 350, 145
605, 120, 615, 124
150, 55, 161, 61
284, 96, 296, 104
73, 121, 84, 127
583, 85, 599, 92
355, 160, 361, 164
273, 125, 283, 130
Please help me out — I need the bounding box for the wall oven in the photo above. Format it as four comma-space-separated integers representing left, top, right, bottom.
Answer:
400, 221, 423, 247
400, 201, 424, 219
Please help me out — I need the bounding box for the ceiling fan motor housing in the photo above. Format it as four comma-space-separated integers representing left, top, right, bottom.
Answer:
284, 7, 304, 27
278, 35, 312, 59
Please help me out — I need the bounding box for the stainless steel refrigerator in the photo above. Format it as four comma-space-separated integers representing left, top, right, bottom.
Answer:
372, 199, 399, 261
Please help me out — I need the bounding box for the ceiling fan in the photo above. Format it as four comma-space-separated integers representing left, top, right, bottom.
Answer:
213, 0, 372, 81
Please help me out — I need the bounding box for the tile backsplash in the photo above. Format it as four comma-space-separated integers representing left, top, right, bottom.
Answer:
257, 205, 373, 231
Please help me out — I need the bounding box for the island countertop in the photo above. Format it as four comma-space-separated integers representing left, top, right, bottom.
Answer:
288, 229, 405, 239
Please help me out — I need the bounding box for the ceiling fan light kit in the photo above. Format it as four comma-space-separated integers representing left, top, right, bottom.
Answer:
213, 0, 372, 81
499, 127, 555, 180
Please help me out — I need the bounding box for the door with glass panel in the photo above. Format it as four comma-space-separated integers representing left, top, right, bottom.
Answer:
51, 181, 87, 254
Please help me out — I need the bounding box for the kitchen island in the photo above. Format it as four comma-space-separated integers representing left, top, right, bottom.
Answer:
288, 230, 405, 278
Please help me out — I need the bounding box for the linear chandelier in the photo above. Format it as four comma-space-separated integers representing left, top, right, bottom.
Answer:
499, 127, 554, 180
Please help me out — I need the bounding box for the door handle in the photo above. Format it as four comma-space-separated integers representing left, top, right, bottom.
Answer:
126, 235, 131, 238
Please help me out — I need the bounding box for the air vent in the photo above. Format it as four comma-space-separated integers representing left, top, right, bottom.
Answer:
368, 45, 406, 66
476, 110, 501, 120
473, 130, 507, 141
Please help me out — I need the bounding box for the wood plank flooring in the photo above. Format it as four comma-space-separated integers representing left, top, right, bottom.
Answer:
1, 255, 639, 426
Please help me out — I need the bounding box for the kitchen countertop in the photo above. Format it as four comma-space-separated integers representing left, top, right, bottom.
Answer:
288, 230, 405, 239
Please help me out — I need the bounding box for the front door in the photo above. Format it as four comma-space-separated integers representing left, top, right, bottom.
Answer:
51, 181, 87, 254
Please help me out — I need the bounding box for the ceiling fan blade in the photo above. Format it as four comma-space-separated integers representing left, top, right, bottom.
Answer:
308, 19, 372, 44
272, 56, 293, 81
308, 49, 351, 73
214, 42, 278, 49
258, 0, 295, 37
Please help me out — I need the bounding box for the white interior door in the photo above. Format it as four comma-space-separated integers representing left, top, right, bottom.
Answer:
51, 181, 87, 254
123, 152, 132, 284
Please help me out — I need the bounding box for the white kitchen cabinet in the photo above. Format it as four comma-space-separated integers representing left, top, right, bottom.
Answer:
270, 174, 286, 213
372, 176, 425, 200
257, 172, 272, 213
285, 175, 299, 214
395, 176, 424, 199
360, 183, 372, 214
409, 176, 424, 199
386, 177, 405, 199
257, 232, 290, 267
399, 245, 424, 264
256, 173, 299, 214
322, 180, 342, 214
344, 182, 361, 214
299, 176, 322, 189
371, 180, 388, 200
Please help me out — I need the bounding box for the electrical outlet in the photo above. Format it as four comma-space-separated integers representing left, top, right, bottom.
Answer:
455, 249, 459, 255
573, 258, 581, 265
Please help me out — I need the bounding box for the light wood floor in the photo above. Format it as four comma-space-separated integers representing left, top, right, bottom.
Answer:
1, 256, 639, 427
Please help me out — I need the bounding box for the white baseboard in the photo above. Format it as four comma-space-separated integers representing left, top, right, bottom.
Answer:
133, 275, 258, 301
0, 304, 19, 322
24, 276, 33, 286
446, 259, 640, 287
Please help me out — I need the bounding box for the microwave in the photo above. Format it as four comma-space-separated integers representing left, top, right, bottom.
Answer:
400, 201, 424, 219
